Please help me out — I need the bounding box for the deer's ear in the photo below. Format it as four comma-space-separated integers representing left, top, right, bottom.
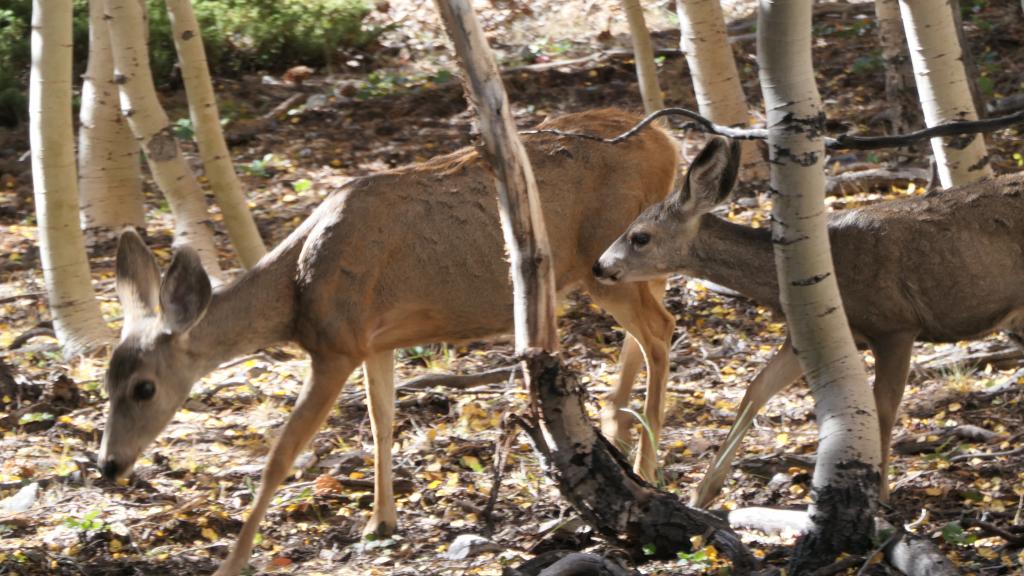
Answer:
116, 229, 161, 330
159, 247, 212, 335
675, 137, 741, 213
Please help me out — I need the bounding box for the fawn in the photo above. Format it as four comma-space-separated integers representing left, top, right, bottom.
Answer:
594, 136, 1024, 507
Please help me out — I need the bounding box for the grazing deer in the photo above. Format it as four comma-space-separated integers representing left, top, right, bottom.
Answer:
98, 109, 679, 575
593, 136, 1024, 508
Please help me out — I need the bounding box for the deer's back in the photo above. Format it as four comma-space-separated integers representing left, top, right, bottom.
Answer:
293, 109, 679, 354
831, 173, 1024, 343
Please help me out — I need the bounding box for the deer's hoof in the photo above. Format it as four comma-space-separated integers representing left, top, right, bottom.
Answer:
599, 408, 634, 454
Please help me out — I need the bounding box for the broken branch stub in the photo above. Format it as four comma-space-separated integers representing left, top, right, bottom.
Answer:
433, 0, 557, 353
434, 0, 755, 571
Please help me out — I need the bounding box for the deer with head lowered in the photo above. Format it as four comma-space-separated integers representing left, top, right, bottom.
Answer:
594, 136, 1024, 508
99, 109, 679, 575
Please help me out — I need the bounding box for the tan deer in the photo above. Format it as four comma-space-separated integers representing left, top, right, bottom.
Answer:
98, 109, 679, 575
594, 136, 1024, 508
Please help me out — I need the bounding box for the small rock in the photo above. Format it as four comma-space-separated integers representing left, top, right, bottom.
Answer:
767, 472, 793, 491
443, 534, 502, 560
0, 482, 38, 513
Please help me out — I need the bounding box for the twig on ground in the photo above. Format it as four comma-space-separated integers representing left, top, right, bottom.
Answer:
7, 321, 56, 351
949, 444, 1024, 462
483, 415, 519, 532
962, 518, 1024, 546
810, 555, 865, 576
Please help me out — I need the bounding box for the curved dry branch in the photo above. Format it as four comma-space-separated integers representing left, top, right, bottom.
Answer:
522, 107, 1024, 152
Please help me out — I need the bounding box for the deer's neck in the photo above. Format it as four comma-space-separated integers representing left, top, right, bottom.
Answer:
690, 214, 780, 309
186, 243, 300, 376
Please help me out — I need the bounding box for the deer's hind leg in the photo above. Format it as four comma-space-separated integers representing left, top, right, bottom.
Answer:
362, 349, 397, 537
692, 337, 803, 508
215, 354, 357, 576
870, 332, 915, 503
588, 278, 674, 483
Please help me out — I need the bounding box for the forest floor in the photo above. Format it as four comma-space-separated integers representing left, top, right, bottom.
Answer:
2, 1, 1024, 574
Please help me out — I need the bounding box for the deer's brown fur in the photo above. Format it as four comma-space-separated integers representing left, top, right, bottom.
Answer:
100, 108, 680, 576
595, 136, 1024, 507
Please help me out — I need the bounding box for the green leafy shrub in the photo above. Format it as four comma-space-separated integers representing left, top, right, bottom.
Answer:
0, 0, 388, 126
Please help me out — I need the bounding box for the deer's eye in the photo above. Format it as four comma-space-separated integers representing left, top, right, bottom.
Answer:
132, 380, 156, 402
630, 232, 651, 248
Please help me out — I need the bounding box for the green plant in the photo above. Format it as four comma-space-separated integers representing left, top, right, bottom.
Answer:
0, 0, 393, 126
64, 509, 105, 532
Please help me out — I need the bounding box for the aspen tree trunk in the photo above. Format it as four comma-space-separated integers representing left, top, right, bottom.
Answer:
104, 0, 222, 279
758, 1, 881, 572
165, 0, 266, 269
620, 0, 664, 113
898, 0, 992, 188
873, 0, 919, 134
433, 1, 756, 570
676, 0, 766, 180
30, 0, 113, 356
79, 0, 145, 235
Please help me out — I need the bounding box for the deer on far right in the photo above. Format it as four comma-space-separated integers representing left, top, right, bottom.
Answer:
593, 136, 1024, 508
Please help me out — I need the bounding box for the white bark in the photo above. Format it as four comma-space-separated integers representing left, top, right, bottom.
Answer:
898, 0, 992, 188
104, 0, 222, 279
676, 0, 765, 180
165, 0, 266, 269
79, 0, 145, 234
30, 0, 113, 356
758, 0, 880, 567
620, 0, 664, 114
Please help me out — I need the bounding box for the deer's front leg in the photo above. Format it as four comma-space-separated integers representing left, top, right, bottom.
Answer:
362, 350, 397, 538
214, 355, 355, 576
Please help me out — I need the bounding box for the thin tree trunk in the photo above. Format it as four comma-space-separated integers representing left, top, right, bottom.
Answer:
758, 1, 881, 572
433, 1, 756, 571
950, 0, 985, 120
30, 0, 113, 356
620, 0, 664, 114
104, 0, 222, 279
898, 0, 992, 188
165, 0, 266, 269
676, 0, 766, 181
873, 0, 920, 135
79, 0, 145, 235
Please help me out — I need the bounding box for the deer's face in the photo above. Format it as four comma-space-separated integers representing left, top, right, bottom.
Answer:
98, 231, 211, 481
594, 136, 742, 285
593, 200, 705, 284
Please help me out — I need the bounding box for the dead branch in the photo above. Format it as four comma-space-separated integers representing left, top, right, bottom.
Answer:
400, 366, 519, 391
962, 519, 1024, 547
949, 444, 1024, 463
878, 520, 959, 576
522, 106, 1024, 152
825, 167, 931, 196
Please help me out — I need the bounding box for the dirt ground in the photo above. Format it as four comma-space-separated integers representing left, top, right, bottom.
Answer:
1, 1, 1023, 574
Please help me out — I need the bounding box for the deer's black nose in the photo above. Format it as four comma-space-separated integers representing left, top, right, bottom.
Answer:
592, 261, 604, 278
101, 458, 121, 481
